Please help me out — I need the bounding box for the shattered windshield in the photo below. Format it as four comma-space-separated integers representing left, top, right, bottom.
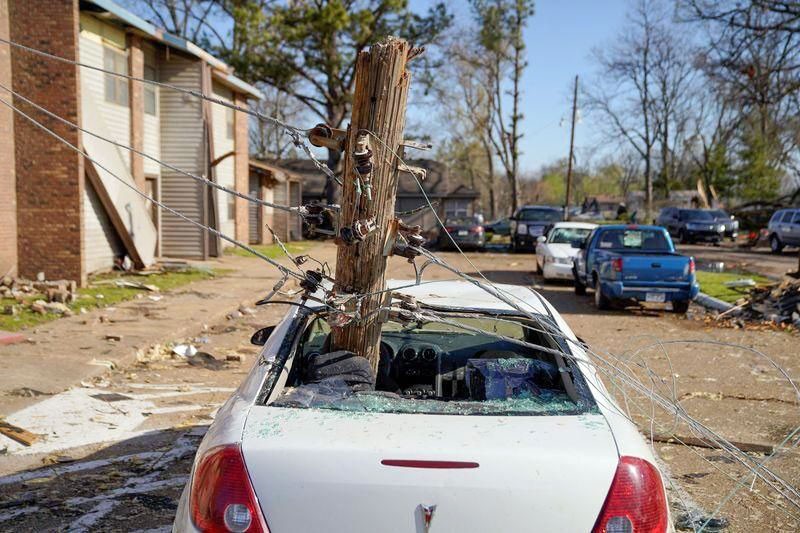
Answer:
548, 227, 592, 244
269, 313, 590, 416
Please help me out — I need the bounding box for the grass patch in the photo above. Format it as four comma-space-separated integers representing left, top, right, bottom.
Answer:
224, 241, 311, 259
696, 270, 772, 304
0, 267, 224, 332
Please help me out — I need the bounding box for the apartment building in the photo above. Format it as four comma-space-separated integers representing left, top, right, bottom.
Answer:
0, 0, 261, 284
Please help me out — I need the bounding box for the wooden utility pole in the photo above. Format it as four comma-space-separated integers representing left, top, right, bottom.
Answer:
564, 75, 579, 221
330, 37, 413, 370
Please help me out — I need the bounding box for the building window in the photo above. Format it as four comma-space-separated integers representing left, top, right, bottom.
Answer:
227, 194, 236, 220
445, 199, 470, 218
144, 65, 157, 115
103, 45, 128, 106
226, 107, 235, 140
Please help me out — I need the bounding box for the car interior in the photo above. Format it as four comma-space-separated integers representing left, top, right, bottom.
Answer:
264, 312, 591, 415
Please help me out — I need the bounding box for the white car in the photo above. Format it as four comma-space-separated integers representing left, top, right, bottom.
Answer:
535, 222, 598, 280
174, 280, 670, 533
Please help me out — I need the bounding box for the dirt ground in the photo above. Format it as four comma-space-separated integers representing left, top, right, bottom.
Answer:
0, 242, 798, 532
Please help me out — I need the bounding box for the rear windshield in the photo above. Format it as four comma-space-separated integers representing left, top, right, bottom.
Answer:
548, 227, 592, 244
268, 313, 591, 416
679, 210, 713, 221
597, 229, 671, 251
446, 217, 479, 226
517, 208, 562, 222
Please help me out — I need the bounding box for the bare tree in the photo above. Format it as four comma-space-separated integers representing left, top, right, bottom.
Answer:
471, 0, 534, 214
249, 85, 305, 160
121, 0, 229, 48
585, 0, 661, 221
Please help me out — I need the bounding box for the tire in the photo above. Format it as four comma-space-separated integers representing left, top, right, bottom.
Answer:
770, 234, 784, 254
594, 282, 611, 310
672, 300, 690, 313
574, 271, 587, 295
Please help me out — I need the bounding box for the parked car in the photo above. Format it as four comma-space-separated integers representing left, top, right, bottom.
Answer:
535, 221, 597, 280
438, 215, 486, 250
483, 217, 511, 237
656, 207, 724, 244
573, 224, 699, 313
509, 205, 563, 252
768, 208, 800, 253
174, 280, 670, 533
705, 208, 739, 241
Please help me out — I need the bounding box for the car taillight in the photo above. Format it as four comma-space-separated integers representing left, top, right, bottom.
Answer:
592, 456, 667, 533
611, 258, 623, 273
688, 257, 695, 274
191, 444, 269, 533
445, 226, 455, 233
471, 226, 483, 234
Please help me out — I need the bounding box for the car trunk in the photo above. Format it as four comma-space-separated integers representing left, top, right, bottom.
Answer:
242, 407, 619, 533
621, 254, 689, 283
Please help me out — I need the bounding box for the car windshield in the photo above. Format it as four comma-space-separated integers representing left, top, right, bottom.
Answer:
517, 208, 562, 222
269, 313, 591, 416
680, 210, 714, 221
707, 210, 728, 219
548, 227, 592, 244
597, 229, 671, 251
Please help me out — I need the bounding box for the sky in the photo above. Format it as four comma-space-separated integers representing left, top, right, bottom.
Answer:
408, 0, 630, 174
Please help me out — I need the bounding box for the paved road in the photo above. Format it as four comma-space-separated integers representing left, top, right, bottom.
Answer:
0, 244, 797, 532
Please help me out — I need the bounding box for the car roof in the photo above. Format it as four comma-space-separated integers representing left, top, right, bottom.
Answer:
307, 279, 551, 316
596, 224, 664, 231
551, 221, 598, 230
387, 280, 550, 315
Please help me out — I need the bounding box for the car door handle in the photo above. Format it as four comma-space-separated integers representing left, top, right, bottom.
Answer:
651, 263, 661, 268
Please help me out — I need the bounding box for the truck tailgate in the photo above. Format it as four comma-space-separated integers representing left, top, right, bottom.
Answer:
621, 254, 690, 283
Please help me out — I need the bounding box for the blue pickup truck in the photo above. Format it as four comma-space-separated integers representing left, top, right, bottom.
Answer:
572, 225, 699, 313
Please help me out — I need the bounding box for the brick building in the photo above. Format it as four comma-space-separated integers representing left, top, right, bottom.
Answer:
0, 0, 261, 285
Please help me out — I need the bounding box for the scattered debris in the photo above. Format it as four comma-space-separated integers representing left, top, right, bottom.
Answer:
0, 421, 40, 446
675, 512, 729, 531
6, 387, 49, 398
93, 279, 160, 292
105, 334, 123, 342
186, 352, 226, 370
225, 353, 246, 363
652, 434, 775, 454
172, 344, 198, 358
724, 278, 800, 327
91, 393, 133, 402
0, 331, 26, 346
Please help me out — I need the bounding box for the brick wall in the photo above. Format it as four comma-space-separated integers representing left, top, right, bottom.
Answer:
128, 33, 144, 191
0, 0, 17, 276
10, 0, 84, 284
233, 93, 249, 244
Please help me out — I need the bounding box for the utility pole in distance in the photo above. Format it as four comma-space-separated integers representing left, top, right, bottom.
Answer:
564, 75, 578, 221
329, 37, 413, 370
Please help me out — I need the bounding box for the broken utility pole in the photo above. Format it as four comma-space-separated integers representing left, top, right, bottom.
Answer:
564, 74, 578, 221
329, 37, 413, 370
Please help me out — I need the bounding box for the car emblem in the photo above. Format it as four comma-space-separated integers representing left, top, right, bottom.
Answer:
418, 504, 437, 532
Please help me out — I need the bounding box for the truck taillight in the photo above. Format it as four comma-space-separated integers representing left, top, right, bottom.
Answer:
611, 258, 623, 273
445, 226, 455, 233
191, 444, 269, 533
470, 226, 484, 234
688, 257, 695, 274
592, 456, 667, 533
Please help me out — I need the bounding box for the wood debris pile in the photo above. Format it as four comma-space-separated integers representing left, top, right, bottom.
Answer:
733, 279, 800, 326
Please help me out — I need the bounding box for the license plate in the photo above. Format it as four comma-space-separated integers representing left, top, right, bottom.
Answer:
458, 230, 468, 236
645, 292, 665, 303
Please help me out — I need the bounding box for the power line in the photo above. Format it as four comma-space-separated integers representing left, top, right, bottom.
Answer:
0, 95, 306, 282
0, 35, 339, 185
0, 81, 312, 216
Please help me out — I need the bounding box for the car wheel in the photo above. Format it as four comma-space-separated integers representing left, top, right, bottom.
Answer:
574, 277, 586, 295
672, 300, 690, 313
594, 282, 611, 310
770, 234, 784, 254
